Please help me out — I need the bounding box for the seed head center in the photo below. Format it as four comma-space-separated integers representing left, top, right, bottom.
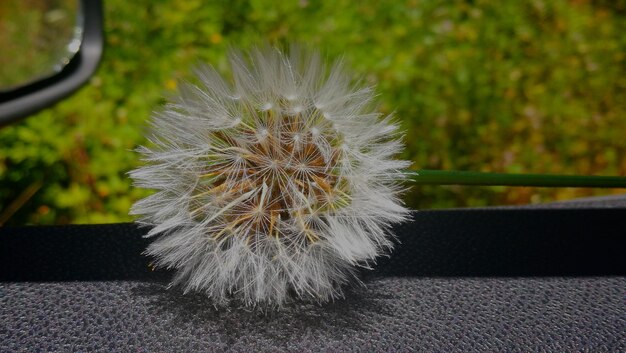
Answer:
192, 107, 348, 243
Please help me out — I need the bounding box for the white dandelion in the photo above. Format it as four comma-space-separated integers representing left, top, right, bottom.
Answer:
129, 45, 411, 307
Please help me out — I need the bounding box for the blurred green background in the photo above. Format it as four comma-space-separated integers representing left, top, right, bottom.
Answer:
1, 0, 626, 225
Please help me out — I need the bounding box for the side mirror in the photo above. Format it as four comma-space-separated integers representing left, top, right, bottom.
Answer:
0, 0, 103, 127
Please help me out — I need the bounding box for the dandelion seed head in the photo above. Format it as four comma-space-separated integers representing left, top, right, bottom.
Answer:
129, 45, 410, 307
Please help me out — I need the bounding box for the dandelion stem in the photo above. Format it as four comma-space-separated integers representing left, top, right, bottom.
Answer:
410, 170, 626, 188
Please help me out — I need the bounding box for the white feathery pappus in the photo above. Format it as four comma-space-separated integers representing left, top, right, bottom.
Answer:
129, 45, 410, 308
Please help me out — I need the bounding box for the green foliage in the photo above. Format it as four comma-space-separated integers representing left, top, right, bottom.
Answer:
1, 0, 626, 224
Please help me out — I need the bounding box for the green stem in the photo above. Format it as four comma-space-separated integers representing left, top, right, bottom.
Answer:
410, 170, 626, 188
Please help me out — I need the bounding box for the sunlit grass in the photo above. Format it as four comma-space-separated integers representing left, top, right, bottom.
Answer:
1, 0, 625, 225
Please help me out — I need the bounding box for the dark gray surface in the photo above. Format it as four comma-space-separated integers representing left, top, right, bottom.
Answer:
1, 277, 624, 352
507, 194, 626, 209
1, 197, 625, 352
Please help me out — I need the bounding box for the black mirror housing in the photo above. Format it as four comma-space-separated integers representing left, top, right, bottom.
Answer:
0, 0, 103, 127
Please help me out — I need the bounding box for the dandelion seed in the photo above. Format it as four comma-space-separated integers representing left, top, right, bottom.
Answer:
129, 45, 411, 307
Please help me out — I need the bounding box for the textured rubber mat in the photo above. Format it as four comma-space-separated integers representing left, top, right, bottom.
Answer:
1, 203, 625, 352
